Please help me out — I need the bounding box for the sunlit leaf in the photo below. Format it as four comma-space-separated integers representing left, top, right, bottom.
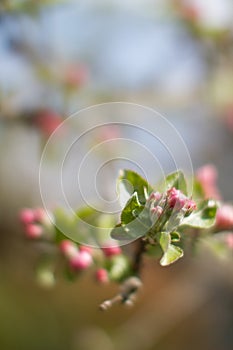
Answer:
165, 170, 187, 195
181, 199, 218, 229
121, 192, 142, 224
160, 245, 184, 266
118, 169, 153, 205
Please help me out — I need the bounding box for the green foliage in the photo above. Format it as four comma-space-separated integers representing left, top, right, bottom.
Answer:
39, 169, 220, 289
181, 199, 218, 229
111, 210, 151, 241
170, 231, 181, 242
164, 170, 188, 195
121, 192, 142, 224
159, 231, 184, 266
54, 206, 116, 246
111, 169, 218, 267
160, 244, 184, 266
118, 169, 153, 205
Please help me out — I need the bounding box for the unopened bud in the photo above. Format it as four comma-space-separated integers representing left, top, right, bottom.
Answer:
59, 240, 78, 258
70, 251, 92, 270
19, 208, 35, 225
95, 268, 109, 283
25, 224, 43, 239
102, 245, 121, 257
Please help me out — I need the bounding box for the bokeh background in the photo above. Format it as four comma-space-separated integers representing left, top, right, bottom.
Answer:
0, 0, 233, 349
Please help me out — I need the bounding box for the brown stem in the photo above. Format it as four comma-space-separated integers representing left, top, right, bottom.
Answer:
132, 238, 146, 275
99, 276, 143, 311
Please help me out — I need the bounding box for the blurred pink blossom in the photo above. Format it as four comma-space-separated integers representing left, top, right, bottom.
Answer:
64, 64, 88, 87
102, 244, 121, 257
70, 251, 93, 270
34, 109, 63, 137
216, 204, 233, 230
196, 164, 221, 200
95, 268, 109, 283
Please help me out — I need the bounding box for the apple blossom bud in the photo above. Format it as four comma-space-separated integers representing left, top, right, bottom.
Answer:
59, 240, 78, 258
196, 164, 221, 200
19, 208, 35, 225
185, 199, 197, 211
79, 245, 93, 254
95, 268, 109, 283
150, 206, 163, 222
167, 188, 186, 210
25, 224, 43, 239
102, 245, 122, 257
70, 251, 92, 270
149, 192, 162, 202
33, 208, 53, 227
216, 204, 233, 230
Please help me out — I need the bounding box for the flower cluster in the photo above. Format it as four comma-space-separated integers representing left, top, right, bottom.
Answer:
19, 168, 230, 310
59, 239, 122, 283
19, 208, 53, 239
147, 187, 197, 232
19, 207, 127, 287
60, 240, 93, 270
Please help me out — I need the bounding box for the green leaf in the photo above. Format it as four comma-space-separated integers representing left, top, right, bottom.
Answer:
118, 169, 153, 205
181, 199, 218, 229
165, 170, 187, 195
111, 216, 151, 241
110, 223, 133, 241
170, 231, 181, 243
121, 192, 142, 224
160, 245, 184, 266
159, 231, 171, 252
117, 179, 132, 208
192, 179, 205, 200
111, 206, 152, 241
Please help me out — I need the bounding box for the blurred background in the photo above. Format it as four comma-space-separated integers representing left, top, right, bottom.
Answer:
0, 0, 233, 349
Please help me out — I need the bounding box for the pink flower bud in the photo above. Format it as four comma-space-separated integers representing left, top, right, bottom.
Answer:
95, 268, 109, 283
167, 188, 186, 210
185, 199, 197, 211
149, 192, 162, 202
70, 251, 92, 270
196, 164, 221, 200
25, 224, 43, 239
19, 208, 35, 225
79, 245, 93, 254
102, 245, 121, 257
59, 240, 78, 258
225, 233, 233, 249
151, 206, 163, 215
150, 206, 163, 222
216, 204, 233, 230
33, 208, 47, 223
